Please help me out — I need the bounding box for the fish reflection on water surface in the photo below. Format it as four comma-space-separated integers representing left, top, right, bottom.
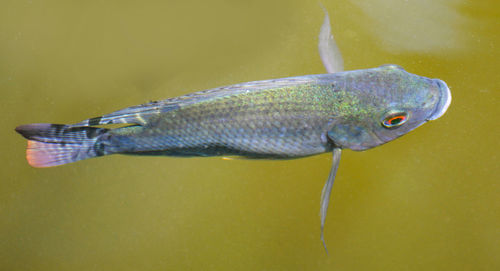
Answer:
15, 9, 451, 251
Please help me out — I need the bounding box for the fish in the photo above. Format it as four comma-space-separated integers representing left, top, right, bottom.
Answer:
15, 9, 451, 252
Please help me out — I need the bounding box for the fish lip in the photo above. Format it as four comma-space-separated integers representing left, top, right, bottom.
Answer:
427, 79, 452, 121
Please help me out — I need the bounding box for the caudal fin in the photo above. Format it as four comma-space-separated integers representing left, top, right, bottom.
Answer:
15, 124, 109, 168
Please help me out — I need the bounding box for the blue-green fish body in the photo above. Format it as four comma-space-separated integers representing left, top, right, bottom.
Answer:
15, 65, 450, 167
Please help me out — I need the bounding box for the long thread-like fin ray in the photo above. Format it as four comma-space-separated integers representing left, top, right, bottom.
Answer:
320, 148, 342, 253
318, 6, 344, 73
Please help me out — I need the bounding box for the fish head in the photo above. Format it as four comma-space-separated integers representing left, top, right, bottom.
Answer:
327, 64, 451, 151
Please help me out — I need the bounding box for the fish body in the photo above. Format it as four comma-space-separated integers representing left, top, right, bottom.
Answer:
15, 65, 450, 167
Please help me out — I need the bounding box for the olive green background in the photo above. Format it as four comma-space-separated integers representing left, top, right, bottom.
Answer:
1, 0, 498, 270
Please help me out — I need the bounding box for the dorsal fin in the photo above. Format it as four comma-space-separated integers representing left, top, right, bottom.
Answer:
71, 76, 316, 127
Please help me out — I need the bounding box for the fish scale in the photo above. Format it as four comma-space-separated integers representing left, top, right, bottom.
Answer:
106, 78, 343, 158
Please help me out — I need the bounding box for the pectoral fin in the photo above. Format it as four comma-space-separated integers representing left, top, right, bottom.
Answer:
318, 6, 344, 73
320, 148, 342, 253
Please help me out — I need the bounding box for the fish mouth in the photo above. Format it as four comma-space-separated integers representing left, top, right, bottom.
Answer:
427, 79, 452, 121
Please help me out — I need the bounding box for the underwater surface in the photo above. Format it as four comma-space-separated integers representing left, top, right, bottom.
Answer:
1, 0, 498, 270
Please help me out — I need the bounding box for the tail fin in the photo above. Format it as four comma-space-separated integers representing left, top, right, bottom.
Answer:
15, 124, 109, 168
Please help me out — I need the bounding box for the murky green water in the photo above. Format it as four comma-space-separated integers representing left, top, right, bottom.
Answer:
1, 0, 498, 270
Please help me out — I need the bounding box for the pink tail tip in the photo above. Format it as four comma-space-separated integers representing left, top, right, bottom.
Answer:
26, 140, 69, 168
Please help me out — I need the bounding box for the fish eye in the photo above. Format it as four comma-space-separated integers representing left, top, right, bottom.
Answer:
382, 112, 408, 128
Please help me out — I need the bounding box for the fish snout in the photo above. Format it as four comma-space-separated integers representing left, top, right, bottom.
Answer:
427, 79, 451, 121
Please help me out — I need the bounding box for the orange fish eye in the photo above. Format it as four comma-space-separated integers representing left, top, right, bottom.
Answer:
382, 112, 408, 128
